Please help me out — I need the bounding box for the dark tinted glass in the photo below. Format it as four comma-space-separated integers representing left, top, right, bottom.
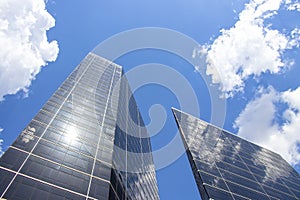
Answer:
0, 53, 159, 199
173, 108, 300, 200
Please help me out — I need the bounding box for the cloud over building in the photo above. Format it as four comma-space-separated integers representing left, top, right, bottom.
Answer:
235, 86, 300, 167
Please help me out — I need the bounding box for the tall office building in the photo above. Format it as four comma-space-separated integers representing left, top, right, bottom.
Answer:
172, 108, 300, 200
0, 53, 159, 200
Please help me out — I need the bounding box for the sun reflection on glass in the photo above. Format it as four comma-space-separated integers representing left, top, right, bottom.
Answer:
65, 125, 78, 143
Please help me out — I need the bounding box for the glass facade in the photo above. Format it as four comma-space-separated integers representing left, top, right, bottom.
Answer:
109, 72, 159, 200
172, 108, 300, 200
0, 53, 159, 200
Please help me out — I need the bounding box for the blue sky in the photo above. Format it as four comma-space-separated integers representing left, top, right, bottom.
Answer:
0, 0, 300, 199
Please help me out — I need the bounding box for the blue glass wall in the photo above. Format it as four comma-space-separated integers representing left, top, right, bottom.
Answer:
173, 108, 300, 200
0, 53, 159, 200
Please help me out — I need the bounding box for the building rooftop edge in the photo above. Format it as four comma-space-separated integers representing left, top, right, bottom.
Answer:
171, 107, 284, 160
88, 52, 123, 69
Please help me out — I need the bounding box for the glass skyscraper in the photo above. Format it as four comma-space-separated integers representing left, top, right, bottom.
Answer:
172, 108, 300, 200
0, 53, 159, 200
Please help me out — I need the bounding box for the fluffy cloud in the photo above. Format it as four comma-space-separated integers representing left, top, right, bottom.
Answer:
235, 87, 300, 167
0, 0, 59, 101
199, 0, 300, 97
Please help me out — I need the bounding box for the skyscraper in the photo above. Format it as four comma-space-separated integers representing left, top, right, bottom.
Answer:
172, 108, 300, 200
0, 53, 159, 200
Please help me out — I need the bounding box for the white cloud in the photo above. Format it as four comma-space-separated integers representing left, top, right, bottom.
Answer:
198, 0, 300, 97
289, 28, 300, 48
0, 0, 59, 101
235, 87, 300, 167
285, 0, 300, 11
